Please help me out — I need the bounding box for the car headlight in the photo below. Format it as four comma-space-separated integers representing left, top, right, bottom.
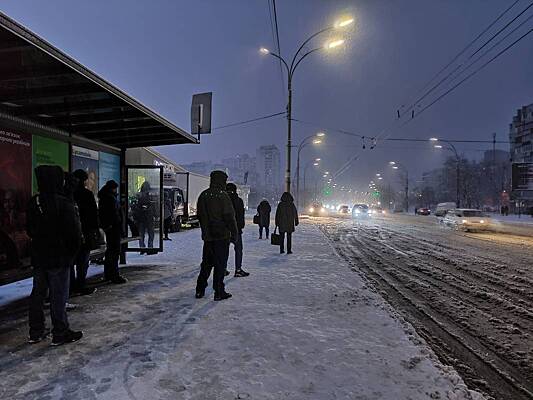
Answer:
355, 209, 360, 214
309, 207, 314, 213
480, 220, 484, 223
382, 210, 386, 214
320, 207, 325, 212
462, 219, 467, 224
368, 210, 373, 214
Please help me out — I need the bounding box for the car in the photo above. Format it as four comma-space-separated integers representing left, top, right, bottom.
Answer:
371, 206, 386, 215
352, 204, 370, 218
442, 209, 492, 231
308, 203, 327, 216
338, 205, 350, 214
416, 207, 431, 215
434, 202, 456, 217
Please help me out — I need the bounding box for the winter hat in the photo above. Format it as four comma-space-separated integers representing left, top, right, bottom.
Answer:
226, 182, 237, 193
73, 169, 88, 182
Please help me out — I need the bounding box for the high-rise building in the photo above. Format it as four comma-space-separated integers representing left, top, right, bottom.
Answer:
510, 103, 533, 163
221, 154, 257, 186
256, 145, 281, 199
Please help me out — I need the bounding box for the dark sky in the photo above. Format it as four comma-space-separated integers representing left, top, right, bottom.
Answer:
1, 0, 532, 190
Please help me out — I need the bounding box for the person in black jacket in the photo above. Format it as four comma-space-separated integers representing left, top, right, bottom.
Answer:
275, 192, 299, 254
226, 183, 250, 277
134, 181, 156, 254
195, 171, 238, 301
27, 165, 83, 346
98, 180, 127, 284
71, 169, 99, 295
257, 199, 271, 239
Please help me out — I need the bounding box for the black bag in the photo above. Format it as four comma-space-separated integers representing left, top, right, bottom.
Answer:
271, 227, 282, 246
253, 214, 260, 225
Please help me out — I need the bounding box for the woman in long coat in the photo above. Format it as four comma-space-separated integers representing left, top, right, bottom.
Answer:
274, 192, 298, 254
257, 199, 271, 239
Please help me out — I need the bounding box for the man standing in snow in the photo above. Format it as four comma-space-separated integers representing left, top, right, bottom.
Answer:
226, 182, 249, 277
195, 171, 238, 301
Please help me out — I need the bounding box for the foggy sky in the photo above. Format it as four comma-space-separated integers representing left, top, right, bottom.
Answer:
1, 0, 532, 190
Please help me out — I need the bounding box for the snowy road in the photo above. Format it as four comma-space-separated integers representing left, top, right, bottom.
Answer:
0, 221, 483, 400
320, 213, 533, 400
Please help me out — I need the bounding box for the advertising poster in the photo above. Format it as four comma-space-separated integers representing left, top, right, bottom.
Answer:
72, 145, 99, 197
32, 135, 69, 195
99, 151, 120, 193
0, 130, 32, 272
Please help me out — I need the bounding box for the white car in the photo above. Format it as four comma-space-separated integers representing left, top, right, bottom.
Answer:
442, 209, 491, 231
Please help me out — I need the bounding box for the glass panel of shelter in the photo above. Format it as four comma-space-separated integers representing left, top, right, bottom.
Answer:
126, 166, 163, 252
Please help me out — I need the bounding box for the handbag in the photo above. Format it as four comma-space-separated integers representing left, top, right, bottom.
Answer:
271, 226, 282, 246
253, 214, 260, 225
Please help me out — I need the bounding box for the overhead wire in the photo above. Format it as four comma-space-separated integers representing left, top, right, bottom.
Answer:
213, 111, 286, 131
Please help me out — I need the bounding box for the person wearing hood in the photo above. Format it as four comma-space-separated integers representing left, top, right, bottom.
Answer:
275, 192, 299, 254
134, 181, 155, 253
226, 182, 250, 278
257, 199, 271, 239
26, 165, 83, 346
98, 180, 127, 284
195, 170, 238, 301
71, 169, 99, 295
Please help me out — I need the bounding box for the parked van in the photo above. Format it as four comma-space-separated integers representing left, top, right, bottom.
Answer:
434, 202, 457, 217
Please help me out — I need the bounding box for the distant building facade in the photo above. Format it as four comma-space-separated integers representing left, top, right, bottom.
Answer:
510, 103, 533, 163
256, 145, 281, 200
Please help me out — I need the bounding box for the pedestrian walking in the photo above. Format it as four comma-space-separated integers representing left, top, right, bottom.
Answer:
275, 192, 299, 254
27, 165, 83, 345
133, 181, 155, 253
226, 183, 250, 277
257, 199, 271, 239
98, 180, 127, 284
195, 170, 238, 301
71, 169, 99, 295
163, 191, 172, 241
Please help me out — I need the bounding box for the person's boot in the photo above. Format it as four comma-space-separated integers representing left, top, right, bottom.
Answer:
234, 269, 250, 277
224, 269, 230, 276
78, 287, 97, 296
214, 292, 232, 301
195, 290, 205, 299
51, 329, 83, 346
280, 248, 285, 254
110, 276, 127, 284
28, 330, 49, 344
287, 250, 293, 254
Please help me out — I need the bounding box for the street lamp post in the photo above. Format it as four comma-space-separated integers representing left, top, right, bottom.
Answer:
431, 138, 460, 207
390, 161, 409, 212
303, 158, 321, 206
260, 17, 353, 194
295, 132, 324, 208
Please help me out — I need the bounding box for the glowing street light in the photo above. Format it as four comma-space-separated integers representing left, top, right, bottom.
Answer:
389, 161, 396, 165
260, 47, 270, 55
434, 144, 443, 149
312, 139, 323, 145
326, 39, 345, 49
335, 17, 354, 28
316, 132, 326, 137
429, 137, 439, 142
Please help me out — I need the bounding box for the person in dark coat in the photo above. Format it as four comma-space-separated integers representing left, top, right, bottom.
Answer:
195, 171, 238, 301
98, 180, 127, 284
163, 191, 173, 241
226, 183, 249, 277
275, 192, 299, 254
134, 181, 156, 252
71, 169, 99, 295
257, 199, 271, 239
27, 165, 83, 346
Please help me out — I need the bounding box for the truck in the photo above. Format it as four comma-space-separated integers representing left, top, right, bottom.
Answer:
163, 171, 210, 231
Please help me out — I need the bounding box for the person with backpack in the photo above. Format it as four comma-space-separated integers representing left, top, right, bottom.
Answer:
98, 180, 127, 284
257, 199, 271, 239
71, 169, 99, 295
27, 165, 83, 345
226, 183, 250, 277
275, 192, 299, 254
195, 171, 238, 301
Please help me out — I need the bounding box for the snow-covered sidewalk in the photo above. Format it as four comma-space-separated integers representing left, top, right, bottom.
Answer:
0, 222, 482, 399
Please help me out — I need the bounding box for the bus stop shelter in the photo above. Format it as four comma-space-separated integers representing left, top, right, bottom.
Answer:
0, 11, 198, 285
